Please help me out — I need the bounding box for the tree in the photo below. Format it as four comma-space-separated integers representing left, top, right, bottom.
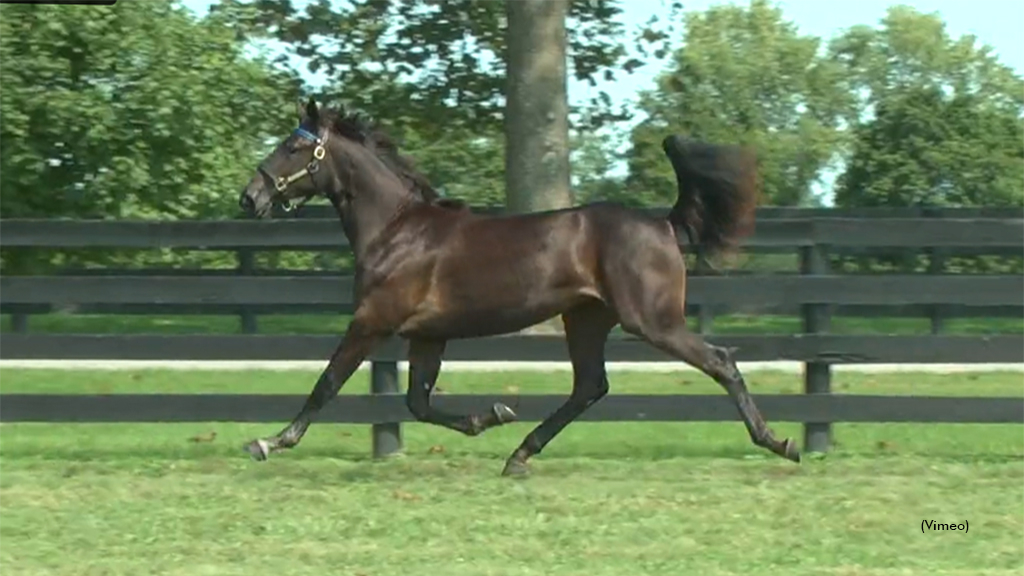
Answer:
398, 128, 507, 206
837, 86, 1023, 207
504, 0, 572, 213
571, 129, 625, 205
829, 6, 1024, 207
239, 0, 638, 134
0, 0, 301, 221
232, 0, 660, 207
624, 0, 851, 207
0, 0, 301, 273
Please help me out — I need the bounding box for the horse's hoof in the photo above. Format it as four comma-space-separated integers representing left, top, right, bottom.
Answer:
244, 439, 270, 461
492, 402, 518, 424
501, 457, 530, 478
782, 438, 801, 463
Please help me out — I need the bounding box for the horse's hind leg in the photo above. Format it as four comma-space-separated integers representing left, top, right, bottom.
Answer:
675, 329, 798, 461
501, 301, 617, 477
405, 338, 517, 436
621, 299, 800, 462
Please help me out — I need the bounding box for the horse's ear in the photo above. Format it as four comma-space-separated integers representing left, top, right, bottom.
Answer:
304, 97, 320, 124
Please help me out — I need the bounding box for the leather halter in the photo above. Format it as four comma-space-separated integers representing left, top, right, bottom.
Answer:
259, 126, 329, 212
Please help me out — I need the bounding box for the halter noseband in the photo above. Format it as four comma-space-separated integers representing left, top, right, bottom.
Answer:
261, 126, 329, 212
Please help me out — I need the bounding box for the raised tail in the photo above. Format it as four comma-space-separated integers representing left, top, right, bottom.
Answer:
662, 135, 760, 261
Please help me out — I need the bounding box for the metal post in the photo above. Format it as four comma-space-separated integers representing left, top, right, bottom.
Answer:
371, 360, 402, 458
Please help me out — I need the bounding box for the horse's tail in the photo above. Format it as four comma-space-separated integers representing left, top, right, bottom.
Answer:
661, 135, 760, 260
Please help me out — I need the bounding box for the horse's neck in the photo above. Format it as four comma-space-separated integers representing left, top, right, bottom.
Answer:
324, 143, 429, 261
337, 185, 420, 262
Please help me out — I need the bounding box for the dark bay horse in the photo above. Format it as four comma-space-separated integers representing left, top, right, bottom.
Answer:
238, 99, 800, 476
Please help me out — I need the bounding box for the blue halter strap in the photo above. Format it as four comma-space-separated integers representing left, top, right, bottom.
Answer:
293, 126, 320, 142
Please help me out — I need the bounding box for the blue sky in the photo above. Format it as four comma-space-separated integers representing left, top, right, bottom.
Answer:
183, 0, 1023, 201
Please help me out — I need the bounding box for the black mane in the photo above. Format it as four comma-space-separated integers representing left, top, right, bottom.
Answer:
322, 106, 465, 209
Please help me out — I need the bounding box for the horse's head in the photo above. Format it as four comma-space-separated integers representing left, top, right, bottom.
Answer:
240, 98, 462, 259
239, 98, 447, 220
239, 98, 334, 218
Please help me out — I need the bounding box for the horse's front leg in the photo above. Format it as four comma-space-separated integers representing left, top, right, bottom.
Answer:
244, 318, 386, 460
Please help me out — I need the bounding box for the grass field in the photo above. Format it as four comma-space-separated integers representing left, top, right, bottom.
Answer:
1, 369, 1022, 575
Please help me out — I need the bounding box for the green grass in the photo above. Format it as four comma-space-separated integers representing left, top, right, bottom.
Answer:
1, 369, 1022, 576
3, 312, 1022, 335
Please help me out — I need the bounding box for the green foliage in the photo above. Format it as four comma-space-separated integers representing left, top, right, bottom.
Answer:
2, 0, 1021, 278
0, 0, 300, 220
236, 0, 669, 206
829, 6, 1024, 208
244, 0, 640, 132
624, 0, 851, 207
570, 129, 626, 205
836, 86, 1024, 208
399, 130, 506, 206
622, 2, 1022, 212
0, 0, 302, 271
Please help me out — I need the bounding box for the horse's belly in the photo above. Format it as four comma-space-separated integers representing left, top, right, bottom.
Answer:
397, 287, 594, 339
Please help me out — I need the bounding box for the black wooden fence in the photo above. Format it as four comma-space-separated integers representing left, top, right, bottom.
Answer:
1, 208, 1022, 457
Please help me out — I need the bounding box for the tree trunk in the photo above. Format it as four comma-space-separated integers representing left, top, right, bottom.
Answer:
505, 0, 572, 212
505, 0, 572, 335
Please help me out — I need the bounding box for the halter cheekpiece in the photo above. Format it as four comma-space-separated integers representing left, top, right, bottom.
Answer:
261, 126, 329, 212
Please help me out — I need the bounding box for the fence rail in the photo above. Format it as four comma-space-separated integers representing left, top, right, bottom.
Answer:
2, 334, 1021, 364
1, 209, 1022, 458
3, 215, 1021, 249
2, 394, 1020, 424
3, 275, 1021, 306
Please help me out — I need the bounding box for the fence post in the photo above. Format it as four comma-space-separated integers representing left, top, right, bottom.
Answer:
236, 249, 258, 334
371, 360, 403, 458
11, 312, 28, 333
698, 305, 714, 335
928, 247, 946, 334
800, 241, 832, 454
695, 248, 714, 335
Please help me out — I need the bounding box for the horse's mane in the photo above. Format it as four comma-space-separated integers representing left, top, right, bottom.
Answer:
322, 106, 465, 209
